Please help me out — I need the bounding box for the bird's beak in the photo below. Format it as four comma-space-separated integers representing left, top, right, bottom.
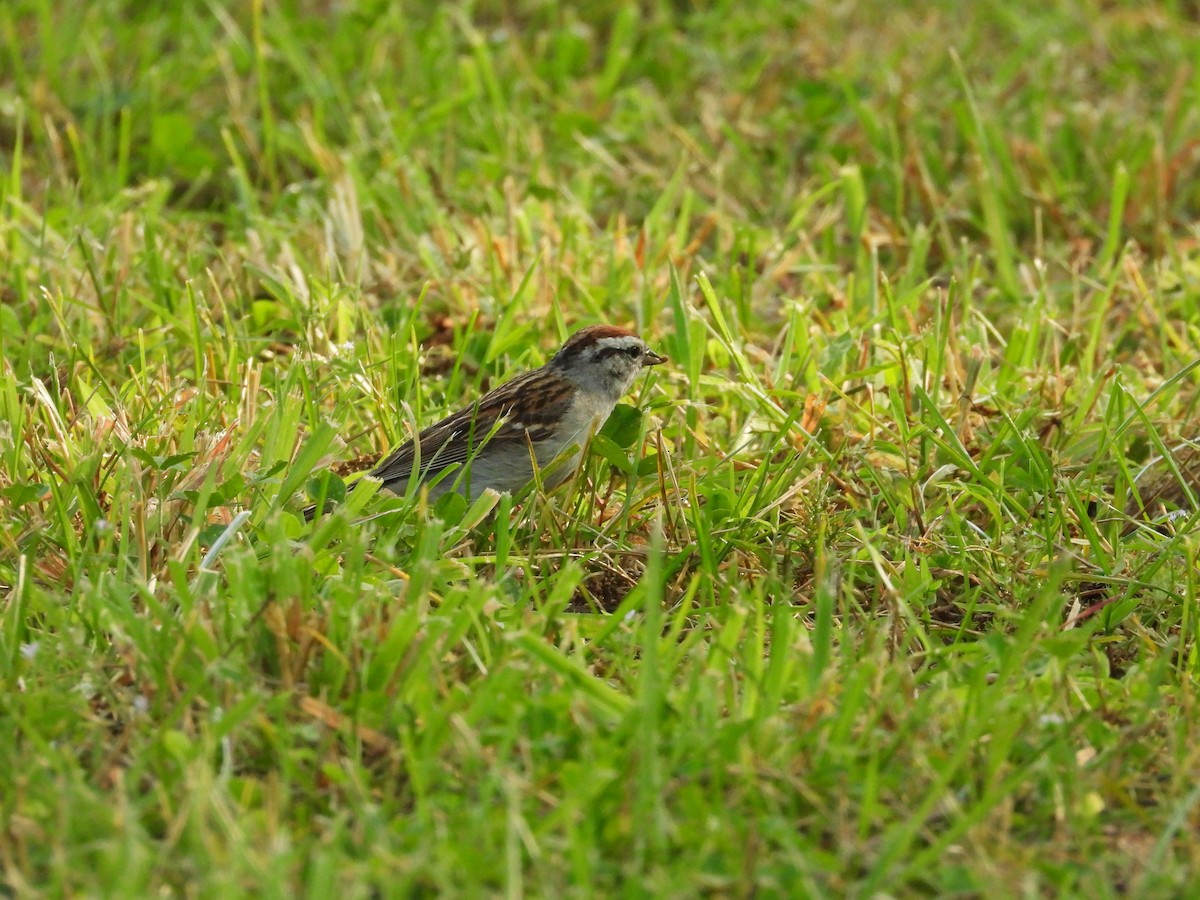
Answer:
643, 349, 668, 367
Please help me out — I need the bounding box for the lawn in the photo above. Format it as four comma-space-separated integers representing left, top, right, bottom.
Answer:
3, 0, 1200, 895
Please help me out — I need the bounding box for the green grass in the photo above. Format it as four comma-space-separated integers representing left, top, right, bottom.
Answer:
4, 0, 1200, 894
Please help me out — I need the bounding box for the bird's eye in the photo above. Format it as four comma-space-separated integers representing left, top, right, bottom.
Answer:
625, 346, 641, 358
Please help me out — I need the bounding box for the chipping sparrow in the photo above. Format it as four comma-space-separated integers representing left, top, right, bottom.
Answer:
304, 325, 666, 518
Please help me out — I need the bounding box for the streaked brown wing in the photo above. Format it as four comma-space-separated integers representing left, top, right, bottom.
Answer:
368, 367, 575, 488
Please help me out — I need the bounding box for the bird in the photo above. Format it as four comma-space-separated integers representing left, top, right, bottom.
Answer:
303, 324, 667, 519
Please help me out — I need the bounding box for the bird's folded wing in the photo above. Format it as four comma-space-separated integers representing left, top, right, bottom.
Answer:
368, 368, 576, 485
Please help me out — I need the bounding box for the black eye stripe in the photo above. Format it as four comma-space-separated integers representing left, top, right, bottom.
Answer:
594, 344, 641, 360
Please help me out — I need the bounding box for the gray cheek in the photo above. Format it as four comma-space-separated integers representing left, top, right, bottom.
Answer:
607, 362, 636, 396
615, 361, 637, 386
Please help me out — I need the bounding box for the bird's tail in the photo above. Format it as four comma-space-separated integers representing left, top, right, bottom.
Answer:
301, 480, 357, 522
